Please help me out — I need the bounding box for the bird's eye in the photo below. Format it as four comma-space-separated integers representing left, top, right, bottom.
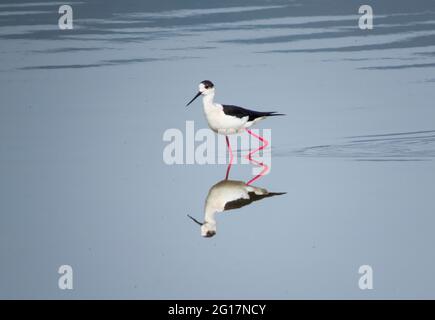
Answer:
204, 85, 209, 89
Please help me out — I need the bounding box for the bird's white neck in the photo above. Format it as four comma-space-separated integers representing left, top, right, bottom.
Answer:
204, 208, 217, 225
202, 209, 217, 236
202, 92, 215, 107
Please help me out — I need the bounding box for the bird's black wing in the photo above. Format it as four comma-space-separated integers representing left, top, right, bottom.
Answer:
223, 191, 286, 211
222, 105, 282, 122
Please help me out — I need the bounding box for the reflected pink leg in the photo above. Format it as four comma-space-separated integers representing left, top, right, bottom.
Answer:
245, 129, 269, 185
225, 136, 234, 180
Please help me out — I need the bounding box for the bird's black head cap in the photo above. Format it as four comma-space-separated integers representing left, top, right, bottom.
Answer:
201, 80, 214, 89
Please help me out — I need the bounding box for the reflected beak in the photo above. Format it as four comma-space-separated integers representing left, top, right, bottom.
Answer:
186, 92, 201, 107
187, 214, 203, 226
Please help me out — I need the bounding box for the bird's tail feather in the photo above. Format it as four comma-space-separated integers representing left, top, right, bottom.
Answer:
264, 112, 285, 117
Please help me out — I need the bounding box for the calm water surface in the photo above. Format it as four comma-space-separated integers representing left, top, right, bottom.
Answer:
1, 0, 435, 298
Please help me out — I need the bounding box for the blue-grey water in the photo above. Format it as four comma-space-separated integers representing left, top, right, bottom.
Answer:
1, 0, 435, 299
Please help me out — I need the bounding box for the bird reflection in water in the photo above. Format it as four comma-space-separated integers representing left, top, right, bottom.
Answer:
188, 179, 285, 238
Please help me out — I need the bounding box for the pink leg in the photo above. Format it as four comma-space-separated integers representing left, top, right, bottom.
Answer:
245, 129, 269, 185
225, 136, 234, 180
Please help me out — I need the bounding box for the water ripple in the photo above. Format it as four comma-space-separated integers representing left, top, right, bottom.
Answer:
277, 130, 435, 161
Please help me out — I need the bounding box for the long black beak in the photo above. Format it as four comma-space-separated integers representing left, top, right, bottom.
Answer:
186, 92, 201, 107
187, 214, 203, 226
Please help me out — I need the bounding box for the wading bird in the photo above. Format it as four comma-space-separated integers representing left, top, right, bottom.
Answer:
187, 179, 285, 238
186, 80, 283, 184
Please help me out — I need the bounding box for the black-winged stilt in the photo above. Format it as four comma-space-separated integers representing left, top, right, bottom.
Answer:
187, 179, 285, 237
186, 80, 284, 184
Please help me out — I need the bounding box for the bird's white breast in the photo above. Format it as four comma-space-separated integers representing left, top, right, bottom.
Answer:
203, 103, 248, 135
205, 180, 250, 213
